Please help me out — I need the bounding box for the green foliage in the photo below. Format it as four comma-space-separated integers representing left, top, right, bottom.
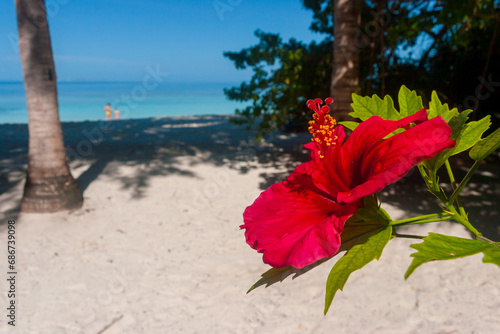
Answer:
302, 0, 333, 34
398, 85, 424, 118
338, 121, 359, 131
423, 91, 491, 172
383, 1, 500, 117
348, 85, 494, 204
350, 85, 425, 122
350, 93, 399, 121
353, 88, 494, 173
449, 115, 491, 155
322, 196, 393, 313
223, 30, 331, 137
225, 1, 500, 136
405, 233, 500, 279
338, 195, 392, 252
352, 195, 391, 223
349, 86, 427, 137
427, 91, 459, 122
470, 127, 500, 161
324, 226, 393, 314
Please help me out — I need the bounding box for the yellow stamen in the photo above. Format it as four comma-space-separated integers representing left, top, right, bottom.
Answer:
308, 114, 337, 158
307, 97, 337, 159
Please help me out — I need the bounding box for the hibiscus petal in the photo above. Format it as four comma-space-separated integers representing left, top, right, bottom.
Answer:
242, 103, 455, 269
347, 108, 429, 146
337, 114, 455, 203
306, 125, 350, 196
242, 170, 357, 268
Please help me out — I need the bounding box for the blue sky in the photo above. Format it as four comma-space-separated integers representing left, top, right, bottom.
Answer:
0, 0, 323, 83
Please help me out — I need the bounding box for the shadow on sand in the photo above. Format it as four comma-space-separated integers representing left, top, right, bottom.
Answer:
0, 116, 309, 209
1, 116, 498, 240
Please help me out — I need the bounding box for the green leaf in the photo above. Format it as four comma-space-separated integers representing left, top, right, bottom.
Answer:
448, 109, 473, 138
423, 113, 490, 172
427, 90, 459, 122
469, 127, 500, 161
352, 194, 379, 218
449, 115, 491, 156
423, 110, 472, 171
338, 121, 359, 131
338, 222, 387, 253
337, 195, 392, 253
324, 226, 392, 314
338, 194, 392, 253
348, 195, 391, 225
405, 233, 500, 279
483, 246, 500, 266
398, 85, 423, 118
350, 93, 399, 121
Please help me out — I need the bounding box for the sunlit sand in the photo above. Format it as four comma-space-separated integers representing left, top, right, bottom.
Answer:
0, 115, 499, 333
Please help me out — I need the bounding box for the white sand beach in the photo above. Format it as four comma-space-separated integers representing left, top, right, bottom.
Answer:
0, 115, 499, 334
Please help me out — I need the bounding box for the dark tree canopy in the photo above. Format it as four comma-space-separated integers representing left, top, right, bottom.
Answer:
224, 0, 500, 136
224, 30, 332, 137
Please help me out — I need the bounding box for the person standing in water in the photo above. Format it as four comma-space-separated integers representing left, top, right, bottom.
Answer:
114, 107, 120, 120
104, 103, 112, 120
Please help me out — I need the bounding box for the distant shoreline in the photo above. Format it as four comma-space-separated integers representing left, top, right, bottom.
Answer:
0, 81, 247, 124
0, 80, 244, 85
0, 113, 236, 126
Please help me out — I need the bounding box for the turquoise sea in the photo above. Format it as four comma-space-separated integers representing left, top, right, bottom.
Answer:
0, 81, 246, 124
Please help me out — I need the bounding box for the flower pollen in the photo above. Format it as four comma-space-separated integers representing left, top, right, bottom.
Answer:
307, 97, 337, 159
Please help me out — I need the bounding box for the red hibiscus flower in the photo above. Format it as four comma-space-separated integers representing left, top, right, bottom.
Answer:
241, 98, 456, 269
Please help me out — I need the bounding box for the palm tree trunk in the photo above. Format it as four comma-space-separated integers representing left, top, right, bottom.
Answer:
331, 0, 361, 121
16, 0, 83, 212
378, 0, 386, 97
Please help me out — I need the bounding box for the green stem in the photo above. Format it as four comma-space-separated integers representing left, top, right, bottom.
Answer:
448, 159, 482, 204
445, 204, 482, 238
418, 164, 431, 188
477, 235, 497, 244
431, 167, 441, 195
423, 165, 449, 203
444, 160, 467, 218
389, 213, 453, 226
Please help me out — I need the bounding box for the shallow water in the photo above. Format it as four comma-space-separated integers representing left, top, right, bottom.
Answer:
0, 81, 246, 124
